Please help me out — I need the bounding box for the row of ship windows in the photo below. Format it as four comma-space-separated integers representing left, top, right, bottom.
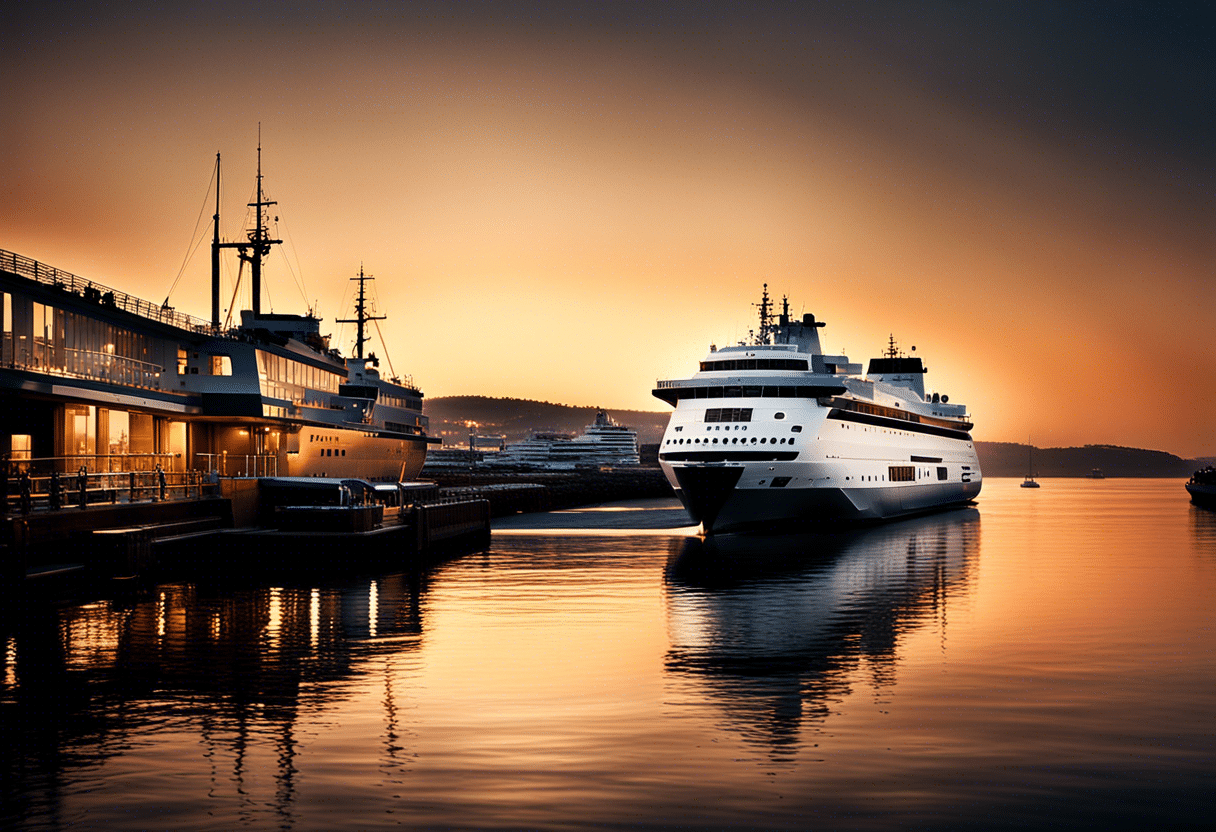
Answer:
667, 385, 834, 400
320, 448, 346, 457
679, 424, 805, 433
840, 423, 916, 438
845, 467, 948, 482
666, 436, 797, 446
699, 359, 809, 371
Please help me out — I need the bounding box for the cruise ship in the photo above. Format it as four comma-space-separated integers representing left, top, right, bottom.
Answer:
1, 147, 437, 482
653, 287, 981, 533
489, 410, 641, 469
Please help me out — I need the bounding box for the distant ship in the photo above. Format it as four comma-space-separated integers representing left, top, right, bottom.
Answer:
489, 410, 640, 469
653, 286, 981, 533
1, 144, 437, 482
1186, 467, 1216, 509
1086, 468, 1105, 479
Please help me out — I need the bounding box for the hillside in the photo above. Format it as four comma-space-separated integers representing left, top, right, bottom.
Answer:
974, 442, 1197, 478
425, 396, 670, 445
425, 397, 1204, 476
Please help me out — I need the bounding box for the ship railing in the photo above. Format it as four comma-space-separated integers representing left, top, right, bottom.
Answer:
195, 453, 278, 478
0, 461, 216, 515
1, 248, 217, 335
2, 452, 180, 475
2, 341, 166, 389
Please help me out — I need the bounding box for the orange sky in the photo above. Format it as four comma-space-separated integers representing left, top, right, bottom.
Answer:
3, 2, 1212, 457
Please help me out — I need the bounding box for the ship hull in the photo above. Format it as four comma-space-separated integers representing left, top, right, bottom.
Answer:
658, 397, 981, 534
1186, 482, 1216, 510
287, 429, 430, 481
671, 472, 980, 533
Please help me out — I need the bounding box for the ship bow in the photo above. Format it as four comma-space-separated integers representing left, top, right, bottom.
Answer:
673, 465, 744, 532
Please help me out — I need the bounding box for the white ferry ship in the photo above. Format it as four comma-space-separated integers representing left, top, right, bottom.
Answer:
653, 287, 981, 533
490, 410, 641, 469
1, 146, 437, 482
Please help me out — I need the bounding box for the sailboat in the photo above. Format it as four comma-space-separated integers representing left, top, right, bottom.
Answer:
1021, 441, 1041, 488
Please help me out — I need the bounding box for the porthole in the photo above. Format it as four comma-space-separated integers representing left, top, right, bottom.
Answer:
774, 412, 785, 420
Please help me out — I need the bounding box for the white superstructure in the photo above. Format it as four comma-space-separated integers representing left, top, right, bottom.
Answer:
492, 410, 641, 469
653, 287, 981, 533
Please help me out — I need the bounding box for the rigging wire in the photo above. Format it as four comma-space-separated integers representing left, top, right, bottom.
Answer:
368, 278, 398, 377
277, 215, 311, 311
371, 317, 398, 381
223, 259, 245, 330
164, 162, 218, 305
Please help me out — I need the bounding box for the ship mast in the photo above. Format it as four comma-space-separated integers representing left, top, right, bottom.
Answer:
211, 153, 221, 328
212, 128, 282, 321
752, 283, 774, 345
885, 334, 899, 358
336, 265, 385, 360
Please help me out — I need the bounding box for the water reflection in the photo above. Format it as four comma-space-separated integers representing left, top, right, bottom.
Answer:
664, 508, 980, 754
0, 572, 427, 827
1189, 503, 1216, 558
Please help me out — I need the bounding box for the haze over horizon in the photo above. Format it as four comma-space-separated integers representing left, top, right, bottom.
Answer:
4, 2, 1212, 458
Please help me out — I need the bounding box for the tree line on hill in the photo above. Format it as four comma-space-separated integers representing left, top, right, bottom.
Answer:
974, 443, 1203, 478
425, 396, 669, 446
425, 397, 1207, 476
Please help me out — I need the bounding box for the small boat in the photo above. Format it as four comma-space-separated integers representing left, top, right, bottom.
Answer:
1186, 467, 1216, 509
1021, 442, 1040, 488
1087, 468, 1105, 479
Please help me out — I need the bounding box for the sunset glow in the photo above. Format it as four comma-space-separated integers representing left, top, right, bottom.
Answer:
5, 2, 1211, 456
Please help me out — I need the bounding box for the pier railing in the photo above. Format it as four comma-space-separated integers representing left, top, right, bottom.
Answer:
1, 466, 215, 515
0, 248, 215, 334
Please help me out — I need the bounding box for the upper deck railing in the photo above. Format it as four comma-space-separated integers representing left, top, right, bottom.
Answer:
1, 248, 215, 335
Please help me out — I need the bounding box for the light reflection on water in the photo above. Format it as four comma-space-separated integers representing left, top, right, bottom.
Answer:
663, 510, 979, 760
1, 480, 1213, 830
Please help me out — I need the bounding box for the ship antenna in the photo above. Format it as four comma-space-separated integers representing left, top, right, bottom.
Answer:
752, 283, 774, 345
214, 126, 281, 318
246, 127, 281, 316
337, 264, 386, 360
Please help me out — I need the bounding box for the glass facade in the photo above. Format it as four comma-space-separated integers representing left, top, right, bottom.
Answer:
59, 406, 184, 472
2, 291, 165, 388
256, 349, 341, 403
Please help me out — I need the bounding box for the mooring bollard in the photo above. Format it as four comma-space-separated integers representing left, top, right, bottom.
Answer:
78, 466, 88, 509
49, 471, 62, 511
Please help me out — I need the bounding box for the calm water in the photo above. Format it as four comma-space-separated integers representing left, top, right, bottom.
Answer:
2, 479, 1214, 830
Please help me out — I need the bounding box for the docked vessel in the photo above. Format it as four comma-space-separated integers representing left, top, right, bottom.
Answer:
489, 410, 641, 469
653, 287, 981, 533
1, 146, 436, 482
